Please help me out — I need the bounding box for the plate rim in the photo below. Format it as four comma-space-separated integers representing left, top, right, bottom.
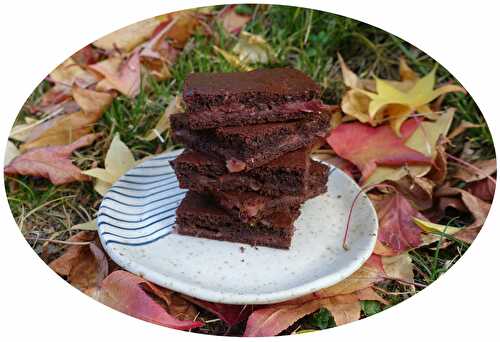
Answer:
97, 150, 378, 305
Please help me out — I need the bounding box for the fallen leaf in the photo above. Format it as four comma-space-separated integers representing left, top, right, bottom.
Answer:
5, 140, 20, 166
327, 119, 431, 182
426, 144, 448, 185
20, 111, 94, 151
373, 240, 398, 256
233, 31, 275, 65
143, 95, 182, 141
86, 271, 203, 330
337, 53, 376, 91
360, 65, 465, 134
82, 134, 136, 195
49, 231, 108, 291
452, 158, 496, 183
10, 117, 41, 142
338, 55, 464, 134
72, 86, 114, 116
413, 217, 462, 235
435, 186, 491, 242
364, 108, 455, 186
5, 133, 100, 185
93, 16, 166, 52
50, 58, 97, 88
71, 45, 102, 65
89, 51, 141, 97
213, 45, 253, 71
448, 120, 482, 140
466, 178, 495, 202
390, 176, 435, 210
373, 191, 424, 252
49, 231, 95, 275
218, 5, 251, 34
141, 286, 199, 322
381, 252, 414, 283
153, 9, 200, 49
183, 296, 251, 326
27, 84, 73, 115
71, 218, 97, 231
398, 56, 418, 81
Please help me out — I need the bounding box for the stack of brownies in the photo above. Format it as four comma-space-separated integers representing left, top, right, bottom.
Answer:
170, 68, 331, 249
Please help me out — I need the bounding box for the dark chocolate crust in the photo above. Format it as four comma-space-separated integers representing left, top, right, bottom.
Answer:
183, 68, 321, 113
175, 192, 298, 249
170, 112, 330, 171
170, 148, 311, 196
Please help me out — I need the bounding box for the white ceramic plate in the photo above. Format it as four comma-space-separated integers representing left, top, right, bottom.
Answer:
97, 149, 378, 304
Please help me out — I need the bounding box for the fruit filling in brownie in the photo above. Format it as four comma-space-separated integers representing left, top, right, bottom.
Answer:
175, 191, 299, 249
170, 112, 330, 172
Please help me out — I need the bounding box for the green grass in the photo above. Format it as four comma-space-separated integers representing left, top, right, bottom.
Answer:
5, 4, 494, 336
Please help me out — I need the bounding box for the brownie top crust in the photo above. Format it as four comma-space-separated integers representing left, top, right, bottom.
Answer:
183, 68, 320, 99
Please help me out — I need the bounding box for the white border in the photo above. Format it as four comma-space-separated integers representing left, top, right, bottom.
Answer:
1, 1, 499, 341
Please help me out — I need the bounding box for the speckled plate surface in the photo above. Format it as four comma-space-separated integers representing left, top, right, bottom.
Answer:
97, 149, 378, 304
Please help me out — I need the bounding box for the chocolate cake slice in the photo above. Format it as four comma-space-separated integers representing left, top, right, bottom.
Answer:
175, 191, 299, 249
170, 147, 313, 197
212, 161, 329, 222
170, 111, 330, 171
183, 67, 321, 111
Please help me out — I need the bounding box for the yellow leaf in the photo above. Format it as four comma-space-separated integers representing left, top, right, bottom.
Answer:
82, 134, 136, 195
399, 56, 418, 81
364, 108, 455, 186
4, 141, 20, 165
10, 117, 41, 142
93, 16, 166, 52
143, 95, 182, 141
213, 45, 252, 71
19, 111, 96, 152
50, 58, 96, 88
72, 86, 114, 115
233, 31, 275, 65
382, 253, 414, 283
71, 219, 97, 231
413, 217, 462, 235
361, 65, 464, 134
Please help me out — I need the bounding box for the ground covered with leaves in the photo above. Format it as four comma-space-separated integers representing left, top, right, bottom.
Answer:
4, 4, 495, 337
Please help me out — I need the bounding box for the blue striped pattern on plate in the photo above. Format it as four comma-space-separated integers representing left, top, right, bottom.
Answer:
97, 149, 186, 247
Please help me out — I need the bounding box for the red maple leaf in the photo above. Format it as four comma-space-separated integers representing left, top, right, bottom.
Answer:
374, 192, 424, 252
326, 120, 432, 182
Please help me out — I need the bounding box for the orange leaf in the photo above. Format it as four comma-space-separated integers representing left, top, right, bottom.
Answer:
86, 271, 203, 330
5, 133, 101, 185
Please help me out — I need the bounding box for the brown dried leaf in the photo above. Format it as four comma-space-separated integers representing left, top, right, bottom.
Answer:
89, 51, 141, 97
218, 5, 251, 34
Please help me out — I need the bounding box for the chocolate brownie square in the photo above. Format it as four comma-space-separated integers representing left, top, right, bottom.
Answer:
212, 160, 329, 222
170, 112, 330, 171
170, 147, 312, 197
175, 191, 299, 249
183, 68, 321, 113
